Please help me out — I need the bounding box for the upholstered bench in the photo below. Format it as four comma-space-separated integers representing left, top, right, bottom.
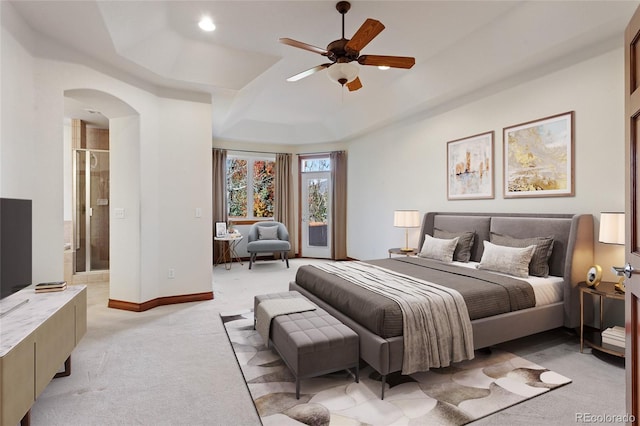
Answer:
254, 291, 360, 399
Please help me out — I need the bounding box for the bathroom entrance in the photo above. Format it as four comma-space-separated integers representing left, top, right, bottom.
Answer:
73, 121, 110, 273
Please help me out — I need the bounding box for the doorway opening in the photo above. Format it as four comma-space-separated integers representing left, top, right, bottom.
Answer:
69, 118, 110, 274
74, 147, 110, 272
299, 155, 332, 259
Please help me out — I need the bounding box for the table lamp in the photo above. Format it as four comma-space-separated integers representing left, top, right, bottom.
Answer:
394, 210, 421, 252
599, 212, 625, 292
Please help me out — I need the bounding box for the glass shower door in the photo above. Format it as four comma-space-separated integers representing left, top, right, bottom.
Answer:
74, 150, 109, 272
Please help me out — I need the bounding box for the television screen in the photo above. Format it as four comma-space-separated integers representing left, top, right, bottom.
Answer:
0, 198, 32, 299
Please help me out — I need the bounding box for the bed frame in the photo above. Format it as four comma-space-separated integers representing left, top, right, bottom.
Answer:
290, 212, 594, 397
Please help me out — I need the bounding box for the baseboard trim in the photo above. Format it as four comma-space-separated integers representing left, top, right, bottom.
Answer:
108, 291, 214, 312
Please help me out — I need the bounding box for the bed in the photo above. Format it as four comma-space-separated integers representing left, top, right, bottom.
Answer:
289, 212, 594, 396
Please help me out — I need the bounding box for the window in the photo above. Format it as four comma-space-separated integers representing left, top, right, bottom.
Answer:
226, 155, 275, 220
301, 158, 331, 172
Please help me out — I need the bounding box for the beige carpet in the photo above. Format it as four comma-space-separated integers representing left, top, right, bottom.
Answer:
222, 310, 571, 425
27, 258, 624, 425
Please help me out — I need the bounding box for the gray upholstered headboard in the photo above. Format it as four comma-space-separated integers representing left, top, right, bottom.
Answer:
418, 212, 594, 327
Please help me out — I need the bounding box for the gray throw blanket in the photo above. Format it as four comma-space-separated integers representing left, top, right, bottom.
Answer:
314, 261, 474, 374
255, 298, 316, 344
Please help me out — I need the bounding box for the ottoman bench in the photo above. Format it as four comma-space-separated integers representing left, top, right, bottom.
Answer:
254, 291, 360, 399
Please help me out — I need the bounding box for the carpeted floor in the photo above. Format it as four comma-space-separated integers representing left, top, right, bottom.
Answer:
222, 310, 572, 425
28, 258, 625, 425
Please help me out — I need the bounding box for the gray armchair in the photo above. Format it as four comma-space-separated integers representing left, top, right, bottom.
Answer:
246, 221, 291, 269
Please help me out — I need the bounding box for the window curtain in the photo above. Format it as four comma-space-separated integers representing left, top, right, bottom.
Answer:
330, 150, 348, 260
275, 153, 295, 258
212, 149, 228, 264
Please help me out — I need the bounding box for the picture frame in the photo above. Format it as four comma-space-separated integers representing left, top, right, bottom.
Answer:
503, 111, 574, 198
215, 222, 227, 237
447, 131, 494, 200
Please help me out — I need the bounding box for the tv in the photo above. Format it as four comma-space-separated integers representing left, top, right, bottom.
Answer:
0, 198, 32, 299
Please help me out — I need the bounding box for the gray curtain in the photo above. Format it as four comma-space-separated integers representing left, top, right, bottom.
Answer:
331, 151, 347, 260
212, 149, 228, 263
275, 153, 295, 258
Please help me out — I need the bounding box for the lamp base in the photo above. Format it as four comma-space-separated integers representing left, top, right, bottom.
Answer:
614, 276, 626, 293
400, 247, 414, 252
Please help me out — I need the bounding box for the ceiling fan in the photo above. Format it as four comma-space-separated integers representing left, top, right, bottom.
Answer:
279, 1, 415, 92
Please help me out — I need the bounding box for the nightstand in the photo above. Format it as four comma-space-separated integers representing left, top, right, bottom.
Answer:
579, 281, 625, 357
388, 248, 418, 257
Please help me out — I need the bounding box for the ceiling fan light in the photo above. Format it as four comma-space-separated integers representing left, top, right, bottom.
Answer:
327, 62, 358, 86
378, 65, 390, 70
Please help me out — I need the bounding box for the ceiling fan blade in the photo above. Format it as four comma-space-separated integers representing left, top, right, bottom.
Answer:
286, 63, 332, 82
345, 19, 385, 52
346, 76, 362, 92
358, 55, 415, 69
279, 38, 329, 55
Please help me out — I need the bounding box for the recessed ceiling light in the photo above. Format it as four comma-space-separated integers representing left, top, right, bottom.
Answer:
378, 65, 390, 71
198, 16, 216, 32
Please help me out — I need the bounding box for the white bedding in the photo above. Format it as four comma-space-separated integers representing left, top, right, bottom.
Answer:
451, 261, 564, 306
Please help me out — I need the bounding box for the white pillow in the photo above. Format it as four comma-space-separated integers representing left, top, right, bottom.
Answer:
418, 234, 460, 262
477, 241, 535, 278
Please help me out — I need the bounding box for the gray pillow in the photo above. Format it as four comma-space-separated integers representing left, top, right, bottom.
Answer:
477, 241, 536, 278
490, 232, 554, 277
258, 226, 278, 240
434, 228, 475, 262
418, 235, 459, 263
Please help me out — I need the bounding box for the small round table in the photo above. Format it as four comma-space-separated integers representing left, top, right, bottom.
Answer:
388, 248, 418, 258
214, 234, 243, 270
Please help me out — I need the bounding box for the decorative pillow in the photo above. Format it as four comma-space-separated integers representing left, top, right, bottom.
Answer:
490, 233, 554, 277
477, 241, 536, 278
434, 228, 475, 262
418, 234, 460, 263
258, 226, 278, 240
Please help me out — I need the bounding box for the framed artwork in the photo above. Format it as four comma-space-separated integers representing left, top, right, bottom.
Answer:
447, 131, 494, 200
503, 111, 574, 198
215, 222, 227, 237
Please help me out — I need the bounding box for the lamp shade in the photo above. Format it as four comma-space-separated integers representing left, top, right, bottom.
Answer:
327, 62, 358, 86
599, 212, 625, 245
394, 210, 421, 228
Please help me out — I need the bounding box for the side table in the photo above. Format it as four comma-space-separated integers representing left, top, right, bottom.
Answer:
214, 234, 243, 270
388, 248, 418, 258
579, 281, 625, 357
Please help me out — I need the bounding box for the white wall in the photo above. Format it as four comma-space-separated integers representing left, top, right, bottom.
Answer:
347, 48, 625, 280
110, 115, 142, 303
1, 2, 213, 303
155, 98, 212, 298
0, 1, 35, 200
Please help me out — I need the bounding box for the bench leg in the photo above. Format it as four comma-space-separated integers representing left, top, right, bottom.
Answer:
380, 374, 386, 400
296, 376, 300, 399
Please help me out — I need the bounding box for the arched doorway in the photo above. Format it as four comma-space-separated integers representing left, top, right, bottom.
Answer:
63, 89, 138, 284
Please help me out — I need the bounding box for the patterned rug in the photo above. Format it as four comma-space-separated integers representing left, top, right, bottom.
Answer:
221, 310, 571, 425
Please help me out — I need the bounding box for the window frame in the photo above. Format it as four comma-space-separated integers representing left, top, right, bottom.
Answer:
226, 153, 276, 222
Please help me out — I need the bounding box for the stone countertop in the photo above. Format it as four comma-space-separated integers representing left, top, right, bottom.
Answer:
0, 285, 86, 356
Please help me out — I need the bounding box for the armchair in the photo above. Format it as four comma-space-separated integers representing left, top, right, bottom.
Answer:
246, 221, 291, 269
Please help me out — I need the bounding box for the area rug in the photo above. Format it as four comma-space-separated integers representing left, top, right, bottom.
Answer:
221, 310, 571, 425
